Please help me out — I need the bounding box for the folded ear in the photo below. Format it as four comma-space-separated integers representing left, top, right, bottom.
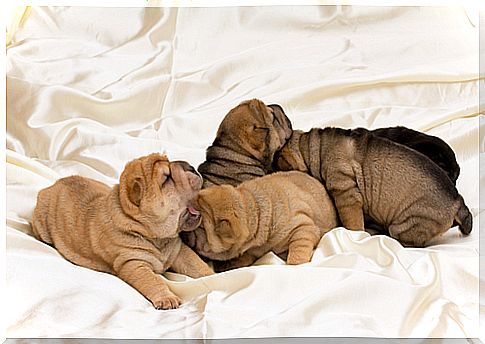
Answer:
128, 178, 143, 206
215, 219, 238, 244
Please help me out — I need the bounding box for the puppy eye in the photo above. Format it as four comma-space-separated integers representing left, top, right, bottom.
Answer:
253, 126, 269, 132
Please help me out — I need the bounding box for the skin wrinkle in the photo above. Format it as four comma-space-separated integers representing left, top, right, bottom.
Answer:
241, 187, 260, 244
207, 148, 262, 167
310, 129, 322, 179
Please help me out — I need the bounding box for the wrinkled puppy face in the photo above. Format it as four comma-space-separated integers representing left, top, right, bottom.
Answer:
215, 99, 292, 169
181, 185, 249, 261
119, 153, 203, 238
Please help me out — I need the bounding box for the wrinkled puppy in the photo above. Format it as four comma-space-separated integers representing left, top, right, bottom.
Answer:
182, 171, 339, 271
32, 153, 214, 309
274, 128, 472, 247
372, 126, 460, 184
198, 99, 292, 188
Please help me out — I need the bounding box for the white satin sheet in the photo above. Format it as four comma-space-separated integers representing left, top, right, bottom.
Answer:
5, 6, 481, 339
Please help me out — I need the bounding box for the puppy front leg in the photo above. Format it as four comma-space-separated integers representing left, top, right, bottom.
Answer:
326, 168, 365, 231
171, 243, 215, 278
287, 224, 320, 265
115, 259, 180, 310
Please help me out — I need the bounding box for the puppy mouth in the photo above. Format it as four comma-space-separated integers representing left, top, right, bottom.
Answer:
179, 205, 202, 232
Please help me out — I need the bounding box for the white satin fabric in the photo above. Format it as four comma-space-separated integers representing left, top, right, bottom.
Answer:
6, 6, 481, 339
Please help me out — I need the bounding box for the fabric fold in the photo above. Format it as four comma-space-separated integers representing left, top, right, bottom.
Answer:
5, 5, 480, 339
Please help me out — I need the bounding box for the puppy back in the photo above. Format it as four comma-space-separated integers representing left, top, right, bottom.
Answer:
371, 126, 460, 184
364, 133, 459, 202
260, 171, 337, 222
31, 175, 110, 245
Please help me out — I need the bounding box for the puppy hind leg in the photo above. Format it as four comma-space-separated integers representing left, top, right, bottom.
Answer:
331, 188, 365, 231
31, 210, 54, 245
326, 170, 365, 231
287, 225, 321, 265
389, 217, 449, 248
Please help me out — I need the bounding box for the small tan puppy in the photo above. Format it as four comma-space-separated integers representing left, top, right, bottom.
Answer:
198, 99, 292, 188
32, 153, 214, 310
274, 128, 472, 247
182, 171, 339, 271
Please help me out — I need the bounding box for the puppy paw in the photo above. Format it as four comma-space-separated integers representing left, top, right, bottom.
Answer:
286, 250, 312, 265
152, 292, 182, 310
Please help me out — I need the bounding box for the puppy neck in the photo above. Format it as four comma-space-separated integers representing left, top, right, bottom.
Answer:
206, 145, 265, 168
199, 145, 267, 187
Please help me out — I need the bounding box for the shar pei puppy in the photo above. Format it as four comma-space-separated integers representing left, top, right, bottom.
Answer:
182, 171, 339, 271
273, 128, 472, 247
197, 98, 293, 188
32, 153, 214, 310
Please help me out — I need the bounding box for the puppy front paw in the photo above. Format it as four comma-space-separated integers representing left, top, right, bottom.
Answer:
287, 246, 313, 265
152, 292, 182, 310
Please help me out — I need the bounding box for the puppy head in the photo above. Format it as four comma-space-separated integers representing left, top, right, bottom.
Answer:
119, 153, 203, 238
214, 99, 293, 169
181, 185, 249, 261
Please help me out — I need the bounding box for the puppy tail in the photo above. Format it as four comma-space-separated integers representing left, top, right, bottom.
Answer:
453, 196, 472, 236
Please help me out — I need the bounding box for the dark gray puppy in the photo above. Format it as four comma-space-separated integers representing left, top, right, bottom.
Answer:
197, 99, 292, 188
274, 127, 472, 247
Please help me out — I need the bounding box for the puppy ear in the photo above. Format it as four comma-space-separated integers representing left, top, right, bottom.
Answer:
128, 178, 143, 206
215, 219, 238, 244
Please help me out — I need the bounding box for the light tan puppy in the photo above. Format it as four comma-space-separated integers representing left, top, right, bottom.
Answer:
32, 153, 214, 309
182, 171, 339, 271
274, 128, 472, 247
